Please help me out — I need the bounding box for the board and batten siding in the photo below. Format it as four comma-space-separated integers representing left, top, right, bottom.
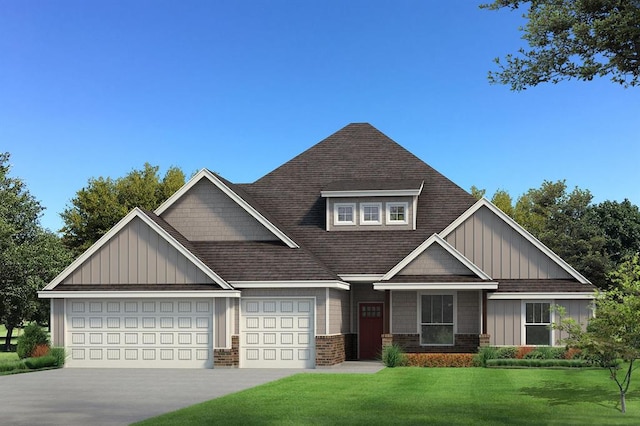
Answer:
329, 289, 350, 334
240, 288, 327, 334
399, 244, 472, 276
214, 298, 229, 348
62, 217, 214, 285
391, 291, 417, 333
51, 299, 65, 346
457, 291, 480, 334
555, 300, 593, 342
486, 299, 522, 346
161, 179, 277, 242
444, 205, 572, 279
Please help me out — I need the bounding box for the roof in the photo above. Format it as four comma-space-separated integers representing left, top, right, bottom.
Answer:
322, 179, 424, 192
493, 279, 596, 293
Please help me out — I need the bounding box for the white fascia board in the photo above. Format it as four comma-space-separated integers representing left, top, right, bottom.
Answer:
487, 292, 595, 300
38, 290, 241, 299
43, 208, 234, 291
321, 188, 422, 198
231, 281, 350, 290
339, 274, 385, 282
155, 169, 299, 249
439, 198, 591, 284
373, 282, 499, 291
382, 233, 492, 281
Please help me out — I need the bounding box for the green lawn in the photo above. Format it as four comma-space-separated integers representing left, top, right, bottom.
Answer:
0, 324, 23, 346
0, 352, 19, 362
134, 367, 640, 425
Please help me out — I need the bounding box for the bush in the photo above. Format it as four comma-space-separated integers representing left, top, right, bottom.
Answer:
24, 355, 57, 370
49, 347, 66, 367
473, 346, 497, 367
16, 324, 50, 359
564, 347, 582, 360
515, 346, 534, 359
406, 353, 475, 367
31, 343, 50, 358
0, 360, 27, 372
382, 344, 406, 367
496, 347, 518, 359
486, 358, 590, 368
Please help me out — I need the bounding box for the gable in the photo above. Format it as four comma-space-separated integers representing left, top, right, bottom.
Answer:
443, 204, 574, 280
161, 178, 279, 242
398, 244, 475, 276
61, 216, 216, 286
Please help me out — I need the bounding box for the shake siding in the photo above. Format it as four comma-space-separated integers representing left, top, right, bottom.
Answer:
215, 298, 228, 348
556, 300, 593, 342
457, 291, 480, 334
399, 245, 472, 275
61, 217, 214, 285
391, 291, 417, 333
445, 206, 572, 279
329, 289, 350, 334
51, 299, 65, 346
351, 284, 384, 332
487, 300, 521, 345
241, 288, 326, 334
327, 196, 413, 231
161, 179, 277, 241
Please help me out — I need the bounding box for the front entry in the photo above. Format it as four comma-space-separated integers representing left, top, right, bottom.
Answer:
358, 302, 383, 359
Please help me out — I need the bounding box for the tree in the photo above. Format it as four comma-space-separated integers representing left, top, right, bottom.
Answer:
555, 254, 640, 413
589, 199, 640, 265
482, 0, 640, 90
0, 153, 71, 350
491, 189, 515, 218
470, 185, 486, 200
61, 163, 185, 255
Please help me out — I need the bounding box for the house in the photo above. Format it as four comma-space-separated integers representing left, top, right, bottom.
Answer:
38, 123, 595, 368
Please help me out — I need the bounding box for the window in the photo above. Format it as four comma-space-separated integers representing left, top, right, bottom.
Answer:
360, 203, 382, 225
525, 302, 552, 345
386, 202, 409, 224
334, 203, 356, 225
420, 294, 454, 345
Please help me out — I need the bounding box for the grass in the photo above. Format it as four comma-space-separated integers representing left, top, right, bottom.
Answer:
134, 367, 640, 425
0, 324, 23, 350
0, 352, 19, 362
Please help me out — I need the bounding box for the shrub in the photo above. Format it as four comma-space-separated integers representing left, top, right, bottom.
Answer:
16, 324, 50, 359
406, 353, 475, 368
515, 346, 534, 359
0, 360, 27, 372
24, 355, 57, 370
31, 343, 50, 358
49, 347, 66, 367
382, 344, 406, 367
565, 347, 582, 360
486, 358, 590, 368
473, 346, 498, 367
496, 347, 518, 359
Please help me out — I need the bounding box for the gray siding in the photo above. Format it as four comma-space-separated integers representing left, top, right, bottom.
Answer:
391, 291, 417, 333
445, 205, 572, 279
327, 196, 414, 231
487, 300, 522, 345
399, 244, 472, 276
62, 217, 214, 285
329, 289, 350, 334
51, 299, 65, 346
555, 300, 593, 343
240, 288, 326, 334
457, 291, 480, 334
351, 283, 385, 332
215, 298, 228, 348
162, 179, 277, 241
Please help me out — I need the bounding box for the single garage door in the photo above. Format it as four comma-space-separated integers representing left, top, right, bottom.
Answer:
240, 298, 315, 368
66, 298, 213, 368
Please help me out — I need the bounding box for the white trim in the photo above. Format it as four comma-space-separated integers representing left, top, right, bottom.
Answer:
382, 234, 492, 281
230, 280, 350, 290
38, 290, 241, 299
374, 282, 498, 290
386, 202, 409, 225
334, 202, 356, 225
154, 169, 299, 248
439, 198, 591, 284
339, 274, 385, 282
521, 300, 554, 346
418, 291, 457, 346
488, 292, 595, 300
325, 288, 330, 335
321, 185, 423, 198
42, 208, 234, 291
359, 202, 382, 225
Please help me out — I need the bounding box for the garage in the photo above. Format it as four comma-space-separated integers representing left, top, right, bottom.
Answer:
240, 298, 315, 368
65, 298, 213, 368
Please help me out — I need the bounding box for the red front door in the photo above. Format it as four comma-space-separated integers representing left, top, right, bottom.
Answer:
359, 303, 384, 359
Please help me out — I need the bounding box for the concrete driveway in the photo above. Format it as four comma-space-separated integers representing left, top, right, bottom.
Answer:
0, 368, 299, 426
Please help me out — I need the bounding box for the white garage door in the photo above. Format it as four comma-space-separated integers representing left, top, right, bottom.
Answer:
65, 298, 213, 368
240, 298, 315, 368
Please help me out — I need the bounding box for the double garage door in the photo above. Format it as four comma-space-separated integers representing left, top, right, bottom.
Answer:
66, 298, 213, 368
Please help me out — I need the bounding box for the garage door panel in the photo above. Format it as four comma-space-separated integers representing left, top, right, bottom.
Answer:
241, 298, 315, 368
65, 299, 213, 368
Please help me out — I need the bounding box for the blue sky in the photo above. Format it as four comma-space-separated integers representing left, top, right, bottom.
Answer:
2, 1, 638, 232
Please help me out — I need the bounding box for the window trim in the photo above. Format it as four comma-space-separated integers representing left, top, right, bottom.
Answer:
386, 202, 409, 225
418, 291, 457, 346
359, 202, 382, 225
334, 203, 356, 226
522, 300, 554, 346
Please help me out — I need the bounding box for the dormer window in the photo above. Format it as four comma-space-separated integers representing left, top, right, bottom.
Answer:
387, 202, 409, 225
334, 203, 356, 225
360, 203, 382, 225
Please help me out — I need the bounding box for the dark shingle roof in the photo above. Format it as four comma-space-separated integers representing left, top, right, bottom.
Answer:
322, 179, 424, 192
494, 280, 596, 293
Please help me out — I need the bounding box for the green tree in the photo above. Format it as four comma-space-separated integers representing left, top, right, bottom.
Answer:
61, 163, 185, 255
0, 153, 71, 350
491, 189, 514, 218
470, 185, 486, 200
555, 254, 640, 413
482, 0, 640, 90
589, 199, 640, 265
